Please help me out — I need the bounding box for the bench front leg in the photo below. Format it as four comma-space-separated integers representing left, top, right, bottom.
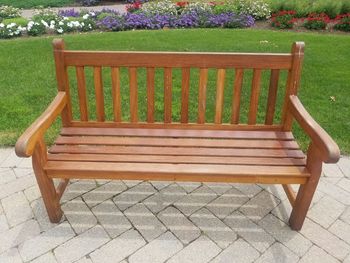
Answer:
32, 138, 63, 223
289, 143, 322, 230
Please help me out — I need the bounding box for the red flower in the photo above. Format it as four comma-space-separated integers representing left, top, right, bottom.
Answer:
176, 1, 189, 8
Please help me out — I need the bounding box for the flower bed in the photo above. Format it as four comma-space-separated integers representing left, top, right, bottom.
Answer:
0, 2, 256, 39
270, 9, 350, 32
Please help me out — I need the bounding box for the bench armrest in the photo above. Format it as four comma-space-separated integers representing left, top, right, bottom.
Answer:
288, 95, 340, 163
15, 92, 68, 158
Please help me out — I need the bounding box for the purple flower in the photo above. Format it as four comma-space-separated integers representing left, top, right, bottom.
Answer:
58, 9, 80, 17
174, 12, 200, 28
97, 15, 125, 31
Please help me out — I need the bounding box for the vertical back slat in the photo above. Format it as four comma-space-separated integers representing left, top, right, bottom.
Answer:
265, 69, 280, 125
197, 68, 208, 124
282, 42, 305, 130
93, 66, 105, 122
147, 68, 155, 123
111, 67, 121, 122
75, 66, 88, 121
214, 69, 226, 124
231, 69, 244, 124
164, 68, 172, 123
53, 39, 71, 126
248, 69, 262, 125
181, 68, 190, 123
129, 67, 138, 123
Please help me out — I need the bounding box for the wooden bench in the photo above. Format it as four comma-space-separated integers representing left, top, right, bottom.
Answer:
15, 39, 340, 230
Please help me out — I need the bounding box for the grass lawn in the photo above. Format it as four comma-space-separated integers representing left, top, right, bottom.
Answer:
0, 29, 349, 154
0, 0, 75, 9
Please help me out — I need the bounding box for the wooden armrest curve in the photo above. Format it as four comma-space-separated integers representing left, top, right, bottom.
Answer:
288, 95, 340, 163
15, 92, 67, 158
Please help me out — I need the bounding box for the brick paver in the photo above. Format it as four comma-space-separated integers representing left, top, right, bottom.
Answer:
1, 147, 350, 262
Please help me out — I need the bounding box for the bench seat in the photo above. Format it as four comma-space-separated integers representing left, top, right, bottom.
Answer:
45, 127, 309, 184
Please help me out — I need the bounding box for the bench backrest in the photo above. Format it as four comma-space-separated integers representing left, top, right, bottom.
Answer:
53, 39, 304, 131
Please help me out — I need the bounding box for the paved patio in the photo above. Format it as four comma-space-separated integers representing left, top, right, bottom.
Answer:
0, 147, 350, 263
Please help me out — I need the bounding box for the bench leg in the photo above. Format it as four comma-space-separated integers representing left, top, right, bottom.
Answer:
289, 144, 322, 230
32, 139, 63, 223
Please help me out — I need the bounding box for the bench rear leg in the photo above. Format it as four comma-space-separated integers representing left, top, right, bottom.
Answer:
32, 139, 63, 223
289, 144, 322, 230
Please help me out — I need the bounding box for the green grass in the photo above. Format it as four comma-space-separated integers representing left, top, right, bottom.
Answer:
0, 0, 75, 9
0, 29, 349, 154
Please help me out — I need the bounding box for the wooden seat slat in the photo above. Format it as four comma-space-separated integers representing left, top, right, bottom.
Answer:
47, 153, 306, 166
60, 127, 295, 140
54, 135, 300, 149
48, 144, 305, 158
44, 161, 310, 181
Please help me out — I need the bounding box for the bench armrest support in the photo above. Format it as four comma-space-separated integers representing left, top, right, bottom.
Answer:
288, 95, 340, 163
15, 92, 68, 158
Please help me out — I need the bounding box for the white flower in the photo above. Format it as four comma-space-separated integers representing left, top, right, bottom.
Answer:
57, 28, 63, 34
50, 20, 55, 25
89, 11, 95, 16
18, 26, 26, 32
58, 21, 64, 26
41, 20, 49, 27
63, 16, 69, 20
50, 24, 55, 29
83, 14, 89, 19
0, 23, 4, 28
6, 23, 16, 28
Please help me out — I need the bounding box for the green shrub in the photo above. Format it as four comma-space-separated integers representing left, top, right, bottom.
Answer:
32, 8, 59, 23
334, 14, 350, 32
2, 17, 28, 26
27, 21, 47, 36
303, 13, 330, 30
271, 10, 297, 29
340, 2, 350, 14
236, 0, 271, 20
0, 6, 21, 20
213, 3, 238, 15
310, 0, 341, 19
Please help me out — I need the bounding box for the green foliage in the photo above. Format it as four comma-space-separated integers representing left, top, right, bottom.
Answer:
213, 3, 237, 15
0, 5, 21, 21
340, 1, 350, 14
27, 21, 47, 36
334, 14, 350, 32
2, 17, 28, 26
236, 0, 271, 20
32, 8, 59, 23
271, 10, 296, 29
303, 13, 329, 30
310, 0, 341, 19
